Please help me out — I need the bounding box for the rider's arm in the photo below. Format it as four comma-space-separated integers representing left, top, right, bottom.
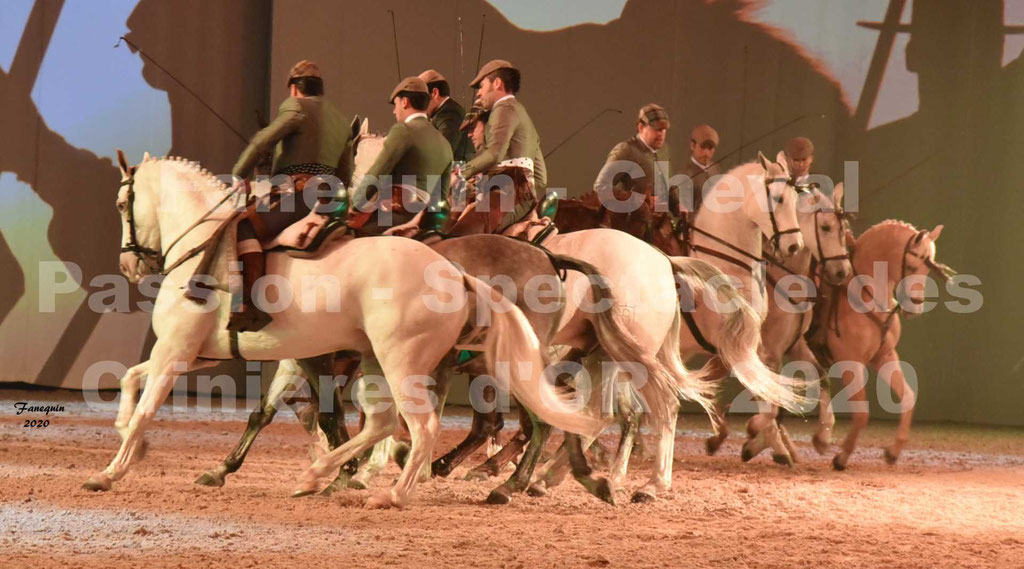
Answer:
352, 122, 410, 202
592, 143, 631, 197
232, 97, 304, 178
460, 102, 519, 178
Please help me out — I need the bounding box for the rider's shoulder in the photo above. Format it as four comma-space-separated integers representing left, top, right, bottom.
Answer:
277, 96, 304, 113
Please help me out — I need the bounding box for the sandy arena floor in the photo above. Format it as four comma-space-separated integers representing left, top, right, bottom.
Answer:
1, 388, 1022, 568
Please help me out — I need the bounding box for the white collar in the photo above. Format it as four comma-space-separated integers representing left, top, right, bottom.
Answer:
691, 156, 709, 169
405, 112, 428, 123
495, 94, 516, 105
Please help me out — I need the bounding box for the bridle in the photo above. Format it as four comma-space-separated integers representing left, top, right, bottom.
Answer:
119, 169, 164, 272
119, 167, 246, 277
763, 175, 803, 251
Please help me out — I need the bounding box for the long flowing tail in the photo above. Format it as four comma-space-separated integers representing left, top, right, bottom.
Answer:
547, 253, 706, 428
462, 274, 604, 438
669, 256, 809, 414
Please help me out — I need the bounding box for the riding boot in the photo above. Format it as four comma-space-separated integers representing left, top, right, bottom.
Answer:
227, 251, 273, 332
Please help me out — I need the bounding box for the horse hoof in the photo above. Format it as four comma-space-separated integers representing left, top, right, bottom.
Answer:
812, 435, 830, 455
740, 446, 755, 462
347, 478, 368, 490
290, 486, 318, 498
320, 478, 348, 496
883, 448, 899, 465
485, 488, 512, 505
363, 493, 394, 509
526, 483, 548, 498
135, 440, 150, 462
82, 475, 112, 492
595, 478, 616, 506
705, 437, 722, 456
772, 453, 795, 468
463, 469, 489, 482
631, 490, 656, 504
831, 455, 847, 471
194, 471, 225, 487
391, 443, 411, 469
431, 463, 453, 479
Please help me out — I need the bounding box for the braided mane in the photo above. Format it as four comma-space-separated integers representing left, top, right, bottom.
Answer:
140, 155, 230, 192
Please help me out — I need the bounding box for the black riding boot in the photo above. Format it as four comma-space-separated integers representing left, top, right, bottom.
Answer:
227, 251, 273, 332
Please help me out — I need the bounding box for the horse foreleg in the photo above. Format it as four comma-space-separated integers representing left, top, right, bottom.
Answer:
874, 351, 915, 464
701, 357, 731, 454
565, 434, 615, 505
115, 361, 150, 440
85, 347, 202, 491
833, 364, 869, 471
195, 358, 303, 487
484, 408, 548, 504
787, 338, 833, 454
305, 354, 361, 494
435, 406, 503, 478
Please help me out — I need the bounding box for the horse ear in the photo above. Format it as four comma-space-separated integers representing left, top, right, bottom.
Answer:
143, 151, 152, 162
845, 228, 856, 245
116, 149, 129, 177
775, 150, 789, 173
929, 224, 944, 241
833, 182, 845, 207
349, 115, 362, 140
359, 118, 369, 136
757, 151, 770, 172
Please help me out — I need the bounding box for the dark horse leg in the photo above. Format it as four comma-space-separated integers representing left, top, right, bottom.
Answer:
484, 407, 549, 504
466, 405, 530, 480
195, 354, 358, 488
432, 381, 505, 478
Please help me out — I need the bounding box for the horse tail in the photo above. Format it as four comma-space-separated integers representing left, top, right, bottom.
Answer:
546, 253, 695, 428
668, 256, 809, 414
462, 274, 604, 438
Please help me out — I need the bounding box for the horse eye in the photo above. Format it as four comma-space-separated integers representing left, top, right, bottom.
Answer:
116, 202, 126, 212
822, 225, 832, 232
773, 194, 783, 204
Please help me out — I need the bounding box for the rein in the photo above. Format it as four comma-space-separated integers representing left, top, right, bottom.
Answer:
121, 170, 246, 277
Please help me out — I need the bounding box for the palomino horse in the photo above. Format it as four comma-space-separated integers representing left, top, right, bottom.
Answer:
811, 220, 954, 470
91, 151, 602, 509
739, 181, 854, 465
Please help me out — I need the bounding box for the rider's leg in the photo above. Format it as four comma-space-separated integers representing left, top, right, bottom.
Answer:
228, 219, 273, 333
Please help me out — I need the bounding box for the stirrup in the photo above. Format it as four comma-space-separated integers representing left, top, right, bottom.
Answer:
284, 216, 348, 258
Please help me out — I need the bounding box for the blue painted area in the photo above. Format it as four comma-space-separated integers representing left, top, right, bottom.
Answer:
29, 0, 171, 162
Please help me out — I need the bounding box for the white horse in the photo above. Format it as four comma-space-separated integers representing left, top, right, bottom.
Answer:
88, 150, 602, 509
669, 152, 810, 460
742, 181, 854, 464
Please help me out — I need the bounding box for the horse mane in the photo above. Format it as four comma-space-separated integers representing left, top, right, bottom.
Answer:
862, 218, 920, 239
140, 155, 230, 192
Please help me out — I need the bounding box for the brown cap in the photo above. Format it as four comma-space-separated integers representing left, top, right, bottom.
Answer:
288, 60, 321, 81
470, 59, 516, 88
459, 99, 489, 131
388, 76, 429, 104
638, 103, 669, 128
418, 69, 446, 85
784, 137, 815, 160
690, 124, 719, 146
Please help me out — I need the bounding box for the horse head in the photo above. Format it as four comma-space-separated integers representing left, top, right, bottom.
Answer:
751, 151, 804, 258
116, 149, 162, 282
797, 182, 853, 285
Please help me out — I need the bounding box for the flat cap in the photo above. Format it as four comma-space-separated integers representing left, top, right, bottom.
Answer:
288, 60, 321, 81
418, 69, 446, 85
638, 103, 669, 128
690, 124, 719, 146
470, 59, 516, 88
388, 76, 429, 104
784, 137, 815, 160
460, 99, 489, 131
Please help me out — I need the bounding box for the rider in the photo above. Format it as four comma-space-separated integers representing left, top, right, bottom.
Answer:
680, 124, 721, 216
449, 59, 547, 235
229, 60, 355, 332
783, 136, 815, 186
588, 103, 673, 242
419, 69, 474, 162
347, 76, 454, 235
